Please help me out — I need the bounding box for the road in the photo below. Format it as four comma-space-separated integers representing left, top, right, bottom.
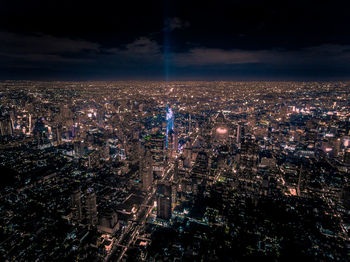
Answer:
108, 162, 174, 261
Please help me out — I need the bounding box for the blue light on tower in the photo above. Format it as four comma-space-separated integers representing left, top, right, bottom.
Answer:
166, 105, 174, 149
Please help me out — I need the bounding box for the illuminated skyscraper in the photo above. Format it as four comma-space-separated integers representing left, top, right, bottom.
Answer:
165, 105, 174, 149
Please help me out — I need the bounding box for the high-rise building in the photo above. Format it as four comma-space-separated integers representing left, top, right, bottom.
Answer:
156, 182, 172, 220
0, 119, 4, 136
165, 105, 174, 149
191, 151, 209, 181
342, 186, 350, 210
9, 111, 14, 131
330, 137, 341, 157
174, 129, 178, 152
0, 117, 13, 136
129, 138, 142, 163
141, 150, 153, 192
145, 132, 165, 177
61, 104, 72, 120
237, 124, 241, 144
171, 183, 177, 210
167, 129, 178, 160
28, 113, 32, 134
174, 159, 179, 179
297, 165, 304, 196
98, 208, 119, 234
86, 188, 98, 226
33, 118, 48, 144
239, 139, 259, 171
344, 149, 350, 165
102, 142, 110, 160
74, 140, 84, 157
71, 184, 82, 222
55, 125, 62, 145
183, 140, 192, 168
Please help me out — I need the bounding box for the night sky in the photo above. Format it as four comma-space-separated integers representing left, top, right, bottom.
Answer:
1, 0, 350, 80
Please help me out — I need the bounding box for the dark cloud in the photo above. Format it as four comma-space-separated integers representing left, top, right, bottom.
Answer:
0, 31, 99, 69
164, 17, 190, 32
121, 37, 162, 57
0, 0, 349, 79
173, 45, 350, 67
0, 32, 99, 55
0, 33, 163, 68
1, 31, 350, 80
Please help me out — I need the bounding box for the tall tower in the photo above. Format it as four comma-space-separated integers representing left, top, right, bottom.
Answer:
165, 105, 174, 149
86, 188, 98, 226
171, 183, 177, 210
8, 119, 13, 136
174, 158, 179, 179
239, 139, 259, 172
236, 124, 241, 144
74, 140, 84, 157
28, 114, 32, 134
342, 185, 350, 210
297, 164, 304, 196
167, 129, 178, 160
183, 140, 192, 168
174, 129, 178, 153
145, 132, 165, 177
344, 149, 350, 165
56, 125, 61, 145
0, 120, 4, 136
71, 184, 82, 222
156, 182, 172, 220
141, 150, 153, 192
9, 111, 15, 131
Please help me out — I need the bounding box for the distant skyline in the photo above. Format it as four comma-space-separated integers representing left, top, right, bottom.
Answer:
1, 0, 350, 80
